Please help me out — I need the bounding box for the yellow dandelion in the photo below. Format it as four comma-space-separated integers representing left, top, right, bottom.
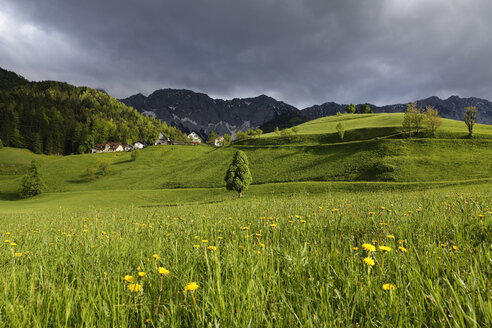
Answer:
202, 240, 208, 243
255, 233, 262, 237
398, 246, 407, 252
124, 275, 135, 283
145, 318, 151, 324
217, 237, 223, 240
352, 247, 359, 251
383, 283, 396, 291
240, 227, 249, 230
368, 211, 375, 216
378, 246, 392, 252
128, 283, 142, 292
207, 246, 217, 251
138, 272, 146, 278
452, 245, 459, 251
362, 243, 376, 252
193, 244, 200, 248
10, 242, 16, 246
14, 252, 23, 257
158, 267, 170, 276
363, 257, 375, 266
259, 242, 265, 248
183, 282, 199, 293
386, 235, 395, 239
152, 254, 160, 260
270, 223, 277, 227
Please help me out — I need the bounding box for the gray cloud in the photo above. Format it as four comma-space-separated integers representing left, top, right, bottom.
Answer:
1, 0, 491, 108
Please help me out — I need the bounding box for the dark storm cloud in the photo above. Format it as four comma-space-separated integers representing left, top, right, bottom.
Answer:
1, 0, 491, 107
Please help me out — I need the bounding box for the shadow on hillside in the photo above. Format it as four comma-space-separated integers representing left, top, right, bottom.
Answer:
113, 159, 133, 165
0, 192, 21, 201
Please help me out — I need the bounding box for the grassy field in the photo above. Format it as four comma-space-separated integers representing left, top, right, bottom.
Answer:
0, 113, 491, 326
1, 187, 491, 327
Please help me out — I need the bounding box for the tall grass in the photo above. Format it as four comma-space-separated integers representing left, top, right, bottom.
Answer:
1, 189, 491, 327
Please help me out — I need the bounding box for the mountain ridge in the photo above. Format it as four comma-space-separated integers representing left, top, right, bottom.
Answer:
121, 89, 492, 137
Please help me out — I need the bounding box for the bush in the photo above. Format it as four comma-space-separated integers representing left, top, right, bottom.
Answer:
98, 161, 110, 176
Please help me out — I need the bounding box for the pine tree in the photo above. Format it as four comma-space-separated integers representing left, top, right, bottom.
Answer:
19, 160, 46, 198
224, 151, 253, 198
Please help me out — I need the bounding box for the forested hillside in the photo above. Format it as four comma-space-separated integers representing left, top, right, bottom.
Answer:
0, 68, 187, 155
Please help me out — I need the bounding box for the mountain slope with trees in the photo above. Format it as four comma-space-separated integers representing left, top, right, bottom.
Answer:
0, 68, 187, 155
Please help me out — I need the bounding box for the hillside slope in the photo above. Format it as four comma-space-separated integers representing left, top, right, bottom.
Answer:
0, 67, 187, 155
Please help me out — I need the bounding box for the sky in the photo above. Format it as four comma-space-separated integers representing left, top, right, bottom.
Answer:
1, 0, 491, 108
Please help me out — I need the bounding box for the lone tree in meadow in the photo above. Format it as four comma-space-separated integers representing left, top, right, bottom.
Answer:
336, 122, 345, 140
358, 104, 373, 114
224, 150, 252, 198
464, 106, 477, 137
19, 160, 46, 198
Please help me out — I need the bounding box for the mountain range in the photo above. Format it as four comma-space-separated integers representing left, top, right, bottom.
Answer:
121, 90, 492, 138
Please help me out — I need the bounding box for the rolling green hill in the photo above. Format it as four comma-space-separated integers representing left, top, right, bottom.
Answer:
251, 113, 492, 145
1, 112, 491, 211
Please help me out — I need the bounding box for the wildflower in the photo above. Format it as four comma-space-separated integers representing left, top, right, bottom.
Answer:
128, 283, 142, 292
383, 283, 396, 291
352, 247, 359, 251
158, 267, 170, 276
300, 220, 306, 224
103, 272, 107, 276
217, 237, 223, 240
152, 254, 160, 260
207, 246, 217, 251
255, 233, 262, 237
124, 275, 135, 283
101, 231, 106, 235
10, 242, 16, 246
193, 244, 200, 248
138, 272, 146, 278
378, 246, 392, 252
259, 242, 265, 248
270, 224, 277, 227
145, 318, 151, 324
398, 246, 407, 252
452, 245, 459, 251
368, 211, 375, 216
14, 252, 23, 257
362, 243, 376, 252
167, 233, 172, 236
240, 227, 249, 230
183, 282, 199, 293
386, 235, 395, 239
478, 214, 484, 218
363, 257, 375, 266
202, 240, 208, 243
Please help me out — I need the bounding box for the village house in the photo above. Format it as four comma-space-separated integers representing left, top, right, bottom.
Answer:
133, 142, 145, 149
214, 136, 225, 147
188, 132, 201, 143
92, 142, 124, 153
155, 132, 171, 145
124, 144, 134, 152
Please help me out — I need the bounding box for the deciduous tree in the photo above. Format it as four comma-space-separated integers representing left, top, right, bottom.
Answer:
345, 104, 356, 114
424, 106, 442, 135
336, 122, 345, 140
464, 106, 477, 137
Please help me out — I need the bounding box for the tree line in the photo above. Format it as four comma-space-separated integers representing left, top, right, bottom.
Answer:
0, 80, 188, 154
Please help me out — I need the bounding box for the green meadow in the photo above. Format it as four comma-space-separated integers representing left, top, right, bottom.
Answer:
0, 113, 491, 327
